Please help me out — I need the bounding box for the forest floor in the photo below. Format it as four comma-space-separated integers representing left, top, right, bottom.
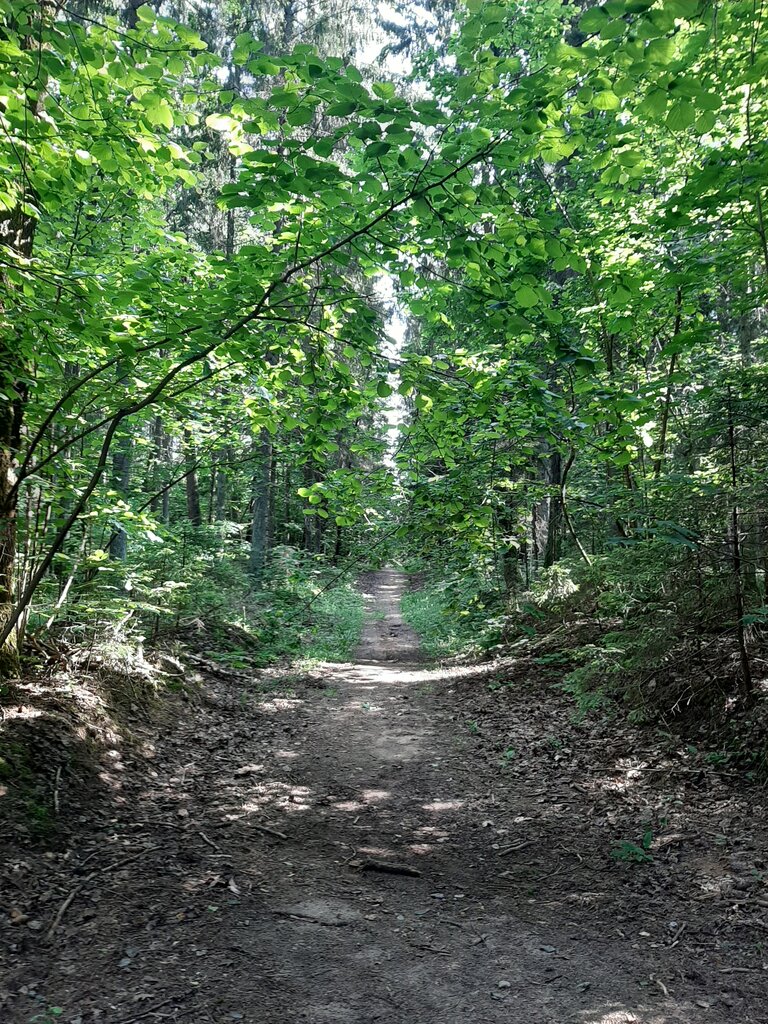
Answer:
2, 569, 768, 1023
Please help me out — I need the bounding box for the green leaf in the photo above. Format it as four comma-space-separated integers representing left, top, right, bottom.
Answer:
206, 113, 238, 132
353, 121, 381, 141
287, 105, 315, 127
515, 285, 540, 308
313, 137, 335, 157
593, 90, 620, 111
145, 101, 174, 129
638, 89, 667, 118
646, 37, 676, 64
365, 141, 391, 158
326, 100, 358, 117
666, 100, 695, 131
372, 82, 396, 100
248, 57, 282, 76
664, 0, 699, 14
580, 6, 609, 33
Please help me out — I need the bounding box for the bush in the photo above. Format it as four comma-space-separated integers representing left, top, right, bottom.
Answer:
33, 535, 365, 670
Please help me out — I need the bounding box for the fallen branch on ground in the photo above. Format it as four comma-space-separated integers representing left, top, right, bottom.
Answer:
45, 845, 160, 941
252, 822, 288, 840
358, 858, 422, 877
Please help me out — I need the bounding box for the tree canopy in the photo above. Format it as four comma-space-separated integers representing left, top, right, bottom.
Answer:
1, 0, 767, 708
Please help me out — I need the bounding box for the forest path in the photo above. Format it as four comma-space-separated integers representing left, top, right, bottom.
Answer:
5, 571, 766, 1023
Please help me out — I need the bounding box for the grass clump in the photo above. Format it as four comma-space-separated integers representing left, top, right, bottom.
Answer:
401, 574, 505, 659
303, 582, 365, 663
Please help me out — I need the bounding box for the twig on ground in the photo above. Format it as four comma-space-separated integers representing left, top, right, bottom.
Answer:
45, 884, 85, 942
198, 831, 220, 851
252, 823, 288, 840
653, 976, 670, 997
130, 820, 185, 830
537, 865, 564, 882
53, 767, 61, 816
499, 840, 533, 857
76, 849, 100, 872
45, 845, 160, 940
99, 846, 161, 874
272, 909, 350, 926
114, 993, 190, 1024
410, 942, 450, 955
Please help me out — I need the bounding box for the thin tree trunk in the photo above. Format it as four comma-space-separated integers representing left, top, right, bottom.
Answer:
543, 451, 562, 568
148, 415, 168, 520
0, 0, 48, 676
214, 448, 230, 521
206, 461, 215, 524
302, 460, 319, 552
653, 287, 683, 478
108, 428, 132, 560
560, 448, 592, 565
333, 523, 343, 565
268, 448, 277, 548
0, 390, 24, 677
284, 465, 292, 544
249, 430, 272, 577
727, 389, 752, 695
183, 429, 202, 527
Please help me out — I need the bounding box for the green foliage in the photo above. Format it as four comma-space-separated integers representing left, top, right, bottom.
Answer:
400, 569, 507, 659
29, 1009, 64, 1024
558, 672, 611, 720
400, 587, 468, 659
0, 0, 766, 760
611, 829, 654, 865
302, 583, 365, 663
31, 533, 363, 670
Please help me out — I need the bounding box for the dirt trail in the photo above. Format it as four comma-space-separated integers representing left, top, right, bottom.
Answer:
3, 570, 767, 1023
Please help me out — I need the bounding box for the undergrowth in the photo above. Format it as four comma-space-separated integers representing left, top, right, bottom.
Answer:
401, 576, 506, 659
404, 543, 768, 772
31, 542, 364, 672
302, 583, 365, 663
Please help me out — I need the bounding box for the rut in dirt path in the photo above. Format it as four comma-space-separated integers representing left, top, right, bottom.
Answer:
5, 570, 767, 1024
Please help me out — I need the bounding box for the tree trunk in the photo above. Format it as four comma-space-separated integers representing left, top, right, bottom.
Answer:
214, 448, 230, 521
727, 389, 752, 696
0, 3, 53, 680
268, 448, 277, 548
333, 523, 343, 565
283, 465, 292, 544
225, 151, 236, 260
108, 429, 132, 560
148, 415, 170, 523
249, 430, 272, 577
0, 392, 24, 677
0, 156, 41, 680
543, 451, 562, 568
531, 451, 562, 570
302, 460, 320, 552
183, 429, 202, 527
